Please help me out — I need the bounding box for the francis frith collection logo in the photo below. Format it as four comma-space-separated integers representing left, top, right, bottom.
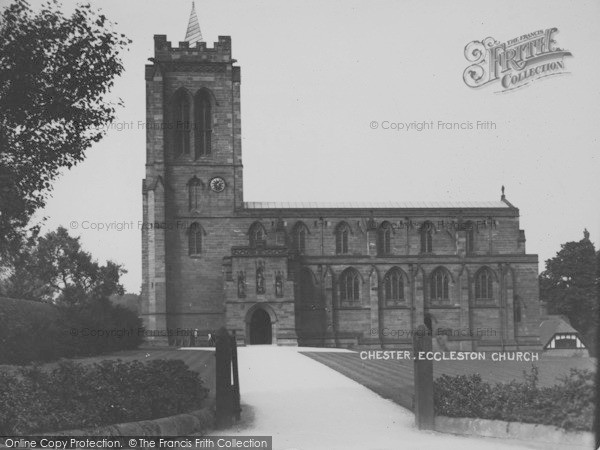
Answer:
463, 27, 572, 92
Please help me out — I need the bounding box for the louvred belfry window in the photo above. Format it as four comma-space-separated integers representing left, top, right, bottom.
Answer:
194, 91, 212, 158
173, 90, 191, 157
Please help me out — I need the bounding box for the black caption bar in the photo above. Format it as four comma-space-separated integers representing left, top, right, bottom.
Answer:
0, 437, 272, 450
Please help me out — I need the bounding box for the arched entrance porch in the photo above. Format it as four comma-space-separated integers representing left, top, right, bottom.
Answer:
245, 304, 277, 345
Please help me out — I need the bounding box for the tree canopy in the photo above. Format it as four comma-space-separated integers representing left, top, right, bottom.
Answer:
539, 229, 599, 351
1, 226, 125, 305
0, 0, 130, 254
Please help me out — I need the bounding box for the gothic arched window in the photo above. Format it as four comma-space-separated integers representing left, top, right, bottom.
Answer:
420, 222, 433, 254
188, 177, 202, 211
335, 222, 350, 255
475, 267, 493, 300
430, 267, 449, 301
194, 90, 212, 158
249, 222, 267, 248
340, 268, 360, 302
188, 222, 203, 255
378, 222, 392, 256
383, 267, 404, 302
293, 222, 308, 254
172, 89, 191, 157
465, 221, 475, 255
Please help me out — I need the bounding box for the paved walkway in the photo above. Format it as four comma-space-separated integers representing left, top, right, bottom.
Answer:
206, 346, 539, 450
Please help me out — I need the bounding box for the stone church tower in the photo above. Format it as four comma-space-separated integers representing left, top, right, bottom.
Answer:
142, 10, 245, 344
142, 8, 541, 350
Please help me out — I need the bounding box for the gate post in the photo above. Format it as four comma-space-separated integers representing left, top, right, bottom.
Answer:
231, 331, 241, 421
215, 327, 233, 429
412, 324, 434, 430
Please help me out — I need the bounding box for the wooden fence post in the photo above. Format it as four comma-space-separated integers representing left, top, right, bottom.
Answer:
231, 331, 241, 421
413, 324, 434, 430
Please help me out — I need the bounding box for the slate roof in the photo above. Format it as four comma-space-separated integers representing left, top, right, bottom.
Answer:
243, 201, 510, 210
539, 315, 582, 347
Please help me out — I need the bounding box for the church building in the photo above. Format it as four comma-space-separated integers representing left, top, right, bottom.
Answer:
141, 7, 541, 350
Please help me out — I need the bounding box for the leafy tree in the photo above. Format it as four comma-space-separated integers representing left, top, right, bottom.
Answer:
0, 226, 125, 305
539, 229, 599, 353
0, 0, 130, 254
109, 292, 142, 314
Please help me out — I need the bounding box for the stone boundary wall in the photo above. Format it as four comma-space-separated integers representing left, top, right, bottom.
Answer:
42, 406, 214, 437
434, 416, 593, 448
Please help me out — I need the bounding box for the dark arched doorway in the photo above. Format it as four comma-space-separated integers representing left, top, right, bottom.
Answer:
250, 309, 272, 344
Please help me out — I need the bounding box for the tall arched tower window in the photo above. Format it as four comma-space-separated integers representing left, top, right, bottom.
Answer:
430, 267, 449, 301
420, 221, 433, 254
194, 90, 212, 158
188, 222, 203, 255
188, 176, 202, 211
172, 89, 191, 157
340, 268, 360, 302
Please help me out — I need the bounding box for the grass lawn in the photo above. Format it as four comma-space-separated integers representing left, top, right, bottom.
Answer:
301, 351, 595, 410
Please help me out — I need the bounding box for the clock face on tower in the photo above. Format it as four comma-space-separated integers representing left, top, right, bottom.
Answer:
209, 177, 225, 193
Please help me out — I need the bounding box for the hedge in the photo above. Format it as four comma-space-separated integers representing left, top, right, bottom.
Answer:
0, 297, 63, 363
434, 366, 594, 432
0, 359, 209, 434
0, 297, 144, 364
59, 300, 144, 356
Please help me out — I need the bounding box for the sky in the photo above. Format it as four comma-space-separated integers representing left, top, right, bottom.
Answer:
6, 0, 600, 293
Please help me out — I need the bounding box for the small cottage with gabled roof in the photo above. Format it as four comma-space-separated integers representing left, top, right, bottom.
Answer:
540, 315, 588, 356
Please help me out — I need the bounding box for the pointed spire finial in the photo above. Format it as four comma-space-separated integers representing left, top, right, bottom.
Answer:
185, 2, 203, 45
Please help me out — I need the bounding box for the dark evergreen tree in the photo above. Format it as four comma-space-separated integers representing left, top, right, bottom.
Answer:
540, 229, 598, 353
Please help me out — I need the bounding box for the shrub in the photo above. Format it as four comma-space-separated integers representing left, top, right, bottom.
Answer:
548, 368, 595, 431
0, 297, 144, 364
0, 359, 209, 434
58, 299, 144, 356
0, 297, 66, 364
434, 373, 493, 418
434, 366, 594, 432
